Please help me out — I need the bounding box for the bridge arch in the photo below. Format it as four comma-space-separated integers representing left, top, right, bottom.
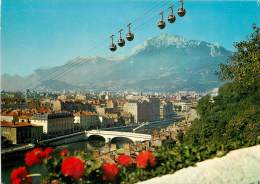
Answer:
87, 135, 106, 147
85, 130, 152, 143
110, 137, 134, 144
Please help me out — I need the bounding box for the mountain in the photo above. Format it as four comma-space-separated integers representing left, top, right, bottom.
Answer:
1, 34, 232, 92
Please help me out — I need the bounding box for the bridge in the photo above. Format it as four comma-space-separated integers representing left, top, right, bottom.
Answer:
85, 130, 152, 143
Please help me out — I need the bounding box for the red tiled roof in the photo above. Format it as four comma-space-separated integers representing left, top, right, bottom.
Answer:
19, 115, 32, 119
1, 121, 32, 127
6, 111, 18, 116
37, 108, 51, 113
74, 111, 97, 116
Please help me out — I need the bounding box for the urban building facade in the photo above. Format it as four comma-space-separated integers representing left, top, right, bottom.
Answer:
31, 112, 74, 137
74, 113, 101, 130
123, 97, 160, 123
51, 100, 94, 112
160, 101, 174, 119
1, 122, 43, 144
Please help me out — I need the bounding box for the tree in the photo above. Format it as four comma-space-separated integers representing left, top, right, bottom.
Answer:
219, 24, 260, 88
185, 25, 260, 147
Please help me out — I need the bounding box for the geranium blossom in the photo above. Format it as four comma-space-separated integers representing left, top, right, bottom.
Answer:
61, 156, 85, 181
117, 154, 132, 167
10, 166, 32, 184
102, 163, 120, 181
136, 151, 156, 169
25, 148, 43, 166
42, 147, 54, 158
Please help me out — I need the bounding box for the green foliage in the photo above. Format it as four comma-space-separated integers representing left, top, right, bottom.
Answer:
219, 25, 260, 88
185, 81, 260, 146
162, 138, 176, 148
185, 25, 260, 147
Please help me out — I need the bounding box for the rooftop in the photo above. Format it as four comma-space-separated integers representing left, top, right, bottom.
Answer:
31, 111, 73, 120
1, 121, 32, 127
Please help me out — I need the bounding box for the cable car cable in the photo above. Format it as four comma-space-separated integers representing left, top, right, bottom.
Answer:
25, 0, 180, 90
39, 0, 173, 84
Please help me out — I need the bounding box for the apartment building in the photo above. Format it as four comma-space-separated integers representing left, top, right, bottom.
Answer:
1, 121, 43, 144
31, 112, 74, 137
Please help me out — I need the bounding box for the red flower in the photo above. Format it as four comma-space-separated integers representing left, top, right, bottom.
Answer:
42, 147, 54, 158
25, 148, 43, 166
136, 151, 156, 169
61, 156, 85, 181
10, 166, 32, 184
117, 154, 132, 167
60, 148, 69, 157
102, 163, 120, 181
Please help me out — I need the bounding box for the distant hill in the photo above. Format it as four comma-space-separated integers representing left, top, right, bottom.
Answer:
1, 34, 232, 92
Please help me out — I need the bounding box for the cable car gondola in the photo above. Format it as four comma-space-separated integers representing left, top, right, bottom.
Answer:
168, 5, 176, 23
109, 35, 117, 52
157, 11, 166, 29
126, 23, 134, 41
118, 29, 126, 47
178, 0, 186, 17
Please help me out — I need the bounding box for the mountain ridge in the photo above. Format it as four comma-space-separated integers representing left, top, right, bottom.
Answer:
1, 34, 232, 92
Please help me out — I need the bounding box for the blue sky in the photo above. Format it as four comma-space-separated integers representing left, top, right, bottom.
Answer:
2, 0, 260, 76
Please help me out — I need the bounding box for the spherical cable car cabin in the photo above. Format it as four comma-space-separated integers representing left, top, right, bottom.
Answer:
126, 23, 134, 41
118, 29, 126, 47
109, 35, 117, 52
178, 0, 186, 17
157, 11, 166, 29
168, 5, 176, 23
